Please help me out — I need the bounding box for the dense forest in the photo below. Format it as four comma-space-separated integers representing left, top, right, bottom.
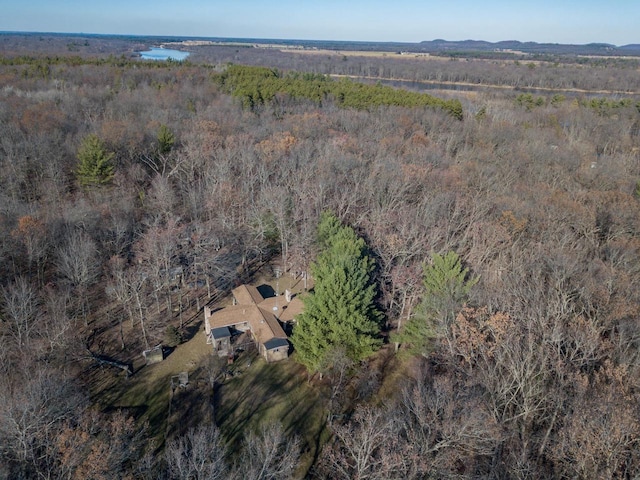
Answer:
1, 35, 640, 479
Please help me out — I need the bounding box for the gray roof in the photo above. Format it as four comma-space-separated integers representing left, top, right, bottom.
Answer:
263, 337, 289, 350
211, 326, 231, 339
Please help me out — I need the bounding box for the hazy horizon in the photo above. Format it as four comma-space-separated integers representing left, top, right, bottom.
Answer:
1, 0, 638, 47
1, 29, 637, 48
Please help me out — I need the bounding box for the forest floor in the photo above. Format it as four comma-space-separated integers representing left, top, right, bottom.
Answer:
87, 317, 214, 448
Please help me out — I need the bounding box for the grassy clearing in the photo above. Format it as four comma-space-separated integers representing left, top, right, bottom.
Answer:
88, 321, 214, 447
371, 344, 420, 402
88, 270, 325, 458
214, 353, 329, 472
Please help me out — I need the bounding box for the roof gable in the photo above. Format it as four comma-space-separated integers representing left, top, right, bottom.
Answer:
206, 284, 298, 354
232, 284, 264, 305
208, 304, 287, 345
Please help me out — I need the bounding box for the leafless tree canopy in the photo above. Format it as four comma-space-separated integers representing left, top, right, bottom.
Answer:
1, 35, 640, 478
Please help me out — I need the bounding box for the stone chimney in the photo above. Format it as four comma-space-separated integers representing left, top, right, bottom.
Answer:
204, 306, 212, 335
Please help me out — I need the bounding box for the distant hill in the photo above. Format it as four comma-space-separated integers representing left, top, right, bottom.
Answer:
417, 39, 640, 57
1, 31, 639, 59
619, 44, 640, 52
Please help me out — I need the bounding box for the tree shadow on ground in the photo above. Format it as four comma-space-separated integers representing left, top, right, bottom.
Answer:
166, 380, 214, 440
213, 355, 329, 466
182, 319, 203, 342
90, 367, 174, 450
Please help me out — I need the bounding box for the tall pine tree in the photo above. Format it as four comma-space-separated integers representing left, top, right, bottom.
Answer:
76, 134, 115, 188
292, 212, 381, 373
156, 124, 176, 155
393, 250, 478, 356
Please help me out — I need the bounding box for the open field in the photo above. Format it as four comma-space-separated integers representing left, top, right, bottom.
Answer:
281, 48, 440, 60
87, 318, 214, 445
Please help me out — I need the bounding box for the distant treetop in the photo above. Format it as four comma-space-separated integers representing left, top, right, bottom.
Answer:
215, 64, 464, 120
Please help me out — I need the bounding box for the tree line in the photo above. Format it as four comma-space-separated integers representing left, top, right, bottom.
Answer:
187, 43, 640, 94
215, 64, 464, 119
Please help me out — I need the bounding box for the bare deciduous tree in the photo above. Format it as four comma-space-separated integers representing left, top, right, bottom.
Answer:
55, 229, 99, 324
237, 423, 301, 480
56, 409, 145, 480
42, 285, 74, 354
551, 364, 640, 479
11, 215, 48, 285
2, 276, 39, 347
0, 365, 85, 479
397, 365, 501, 477
321, 346, 355, 421
165, 424, 228, 480
136, 218, 181, 314
317, 406, 407, 480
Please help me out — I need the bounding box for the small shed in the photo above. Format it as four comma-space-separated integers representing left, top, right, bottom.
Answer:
262, 337, 290, 363
211, 326, 232, 357
168, 266, 184, 285
143, 345, 164, 365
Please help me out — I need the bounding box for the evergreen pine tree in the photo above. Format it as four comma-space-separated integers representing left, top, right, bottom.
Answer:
292, 212, 381, 373
157, 124, 176, 155
76, 134, 115, 187
394, 251, 478, 357
316, 210, 343, 250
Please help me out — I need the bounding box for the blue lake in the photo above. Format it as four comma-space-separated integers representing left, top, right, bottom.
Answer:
139, 47, 190, 61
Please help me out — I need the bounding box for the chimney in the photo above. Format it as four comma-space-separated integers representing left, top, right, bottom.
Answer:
204, 306, 212, 334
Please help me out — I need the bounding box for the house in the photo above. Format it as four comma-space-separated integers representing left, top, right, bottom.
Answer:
203, 284, 304, 363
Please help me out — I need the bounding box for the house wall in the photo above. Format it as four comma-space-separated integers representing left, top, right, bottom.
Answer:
265, 346, 288, 363
143, 348, 164, 365
214, 337, 231, 357
258, 342, 288, 362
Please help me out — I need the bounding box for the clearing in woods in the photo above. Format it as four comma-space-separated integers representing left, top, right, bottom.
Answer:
88, 268, 326, 460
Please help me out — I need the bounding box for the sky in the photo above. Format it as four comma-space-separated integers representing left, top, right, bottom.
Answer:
1, 0, 638, 46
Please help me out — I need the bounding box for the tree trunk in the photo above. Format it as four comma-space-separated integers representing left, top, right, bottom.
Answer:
134, 291, 149, 350
87, 348, 133, 375
119, 316, 125, 350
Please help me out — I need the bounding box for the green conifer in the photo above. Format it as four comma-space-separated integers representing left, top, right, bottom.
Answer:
394, 251, 478, 356
292, 212, 381, 373
76, 134, 115, 187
